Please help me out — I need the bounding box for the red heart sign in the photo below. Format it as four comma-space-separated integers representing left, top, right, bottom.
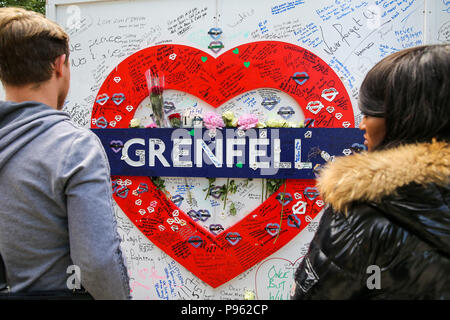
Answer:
91, 41, 354, 288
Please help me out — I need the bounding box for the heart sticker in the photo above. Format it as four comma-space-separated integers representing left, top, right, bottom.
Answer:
91, 41, 354, 288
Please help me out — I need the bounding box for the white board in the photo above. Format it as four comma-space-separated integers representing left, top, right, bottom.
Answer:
41, 0, 448, 300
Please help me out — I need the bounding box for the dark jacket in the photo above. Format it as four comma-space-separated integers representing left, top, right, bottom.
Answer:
292, 140, 450, 299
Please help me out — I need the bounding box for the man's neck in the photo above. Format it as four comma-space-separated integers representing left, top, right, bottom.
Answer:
4, 81, 59, 110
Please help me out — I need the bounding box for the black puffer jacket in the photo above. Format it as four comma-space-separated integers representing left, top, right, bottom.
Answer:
292, 141, 450, 299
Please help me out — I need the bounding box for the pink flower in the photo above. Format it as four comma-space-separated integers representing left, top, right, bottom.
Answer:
203, 112, 225, 131
237, 113, 259, 130
145, 123, 158, 128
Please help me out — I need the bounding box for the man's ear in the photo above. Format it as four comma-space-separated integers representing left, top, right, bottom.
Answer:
53, 54, 67, 78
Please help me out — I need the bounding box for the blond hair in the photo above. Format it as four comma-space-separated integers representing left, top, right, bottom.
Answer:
0, 7, 69, 86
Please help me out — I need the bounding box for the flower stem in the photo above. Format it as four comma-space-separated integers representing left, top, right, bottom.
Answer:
273, 180, 287, 244
223, 178, 230, 210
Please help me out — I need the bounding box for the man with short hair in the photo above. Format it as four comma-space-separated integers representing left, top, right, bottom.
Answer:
0, 7, 130, 299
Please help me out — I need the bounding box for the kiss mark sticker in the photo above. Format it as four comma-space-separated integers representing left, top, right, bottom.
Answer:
225, 232, 242, 246
261, 97, 280, 111
306, 101, 324, 115
321, 88, 339, 102
188, 236, 203, 248
208, 41, 224, 54
287, 214, 301, 228
111, 93, 125, 105
265, 223, 280, 237
208, 27, 223, 39
96, 94, 109, 106
304, 187, 320, 201
277, 106, 295, 120
110, 140, 124, 153
292, 71, 310, 85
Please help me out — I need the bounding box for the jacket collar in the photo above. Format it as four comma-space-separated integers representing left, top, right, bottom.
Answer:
316, 140, 450, 213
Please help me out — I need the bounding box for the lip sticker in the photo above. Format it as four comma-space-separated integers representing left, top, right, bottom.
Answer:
95, 116, 108, 129
287, 214, 301, 228
304, 187, 320, 201
164, 101, 176, 113
276, 192, 293, 206
209, 224, 224, 235
342, 121, 351, 128
225, 232, 242, 246
112, 93, 125, 105
208, 27, 223, 39
115, 186, 129, 199
136, 183, 148, 194
306, 101, 324, 114
321, 88, 339, 102
292, 72, 310, 85
188, 236, 203, 248
110, 140, 124, 153
96, 94, 109, 105
265, 223, 280, 237
277, 106, 295, 120
261, 97, 280, 111
209, 186, 223, 199
208, 41, 224, 54
292, 200, 307, 215
350, 143, 366, 153
171, 194, 183, 207
187, 209, 211, 222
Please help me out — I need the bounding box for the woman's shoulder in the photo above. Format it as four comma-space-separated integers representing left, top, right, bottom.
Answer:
316, 140, 449, 214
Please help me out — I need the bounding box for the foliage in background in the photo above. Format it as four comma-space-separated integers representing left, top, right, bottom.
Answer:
0, 0, 46, 15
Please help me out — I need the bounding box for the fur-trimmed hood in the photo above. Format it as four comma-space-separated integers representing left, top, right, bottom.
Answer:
317, 140, 450, 213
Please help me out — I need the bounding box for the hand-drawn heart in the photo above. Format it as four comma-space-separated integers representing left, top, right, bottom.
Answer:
91, 41, 354, 288
255, 256, 304, 300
